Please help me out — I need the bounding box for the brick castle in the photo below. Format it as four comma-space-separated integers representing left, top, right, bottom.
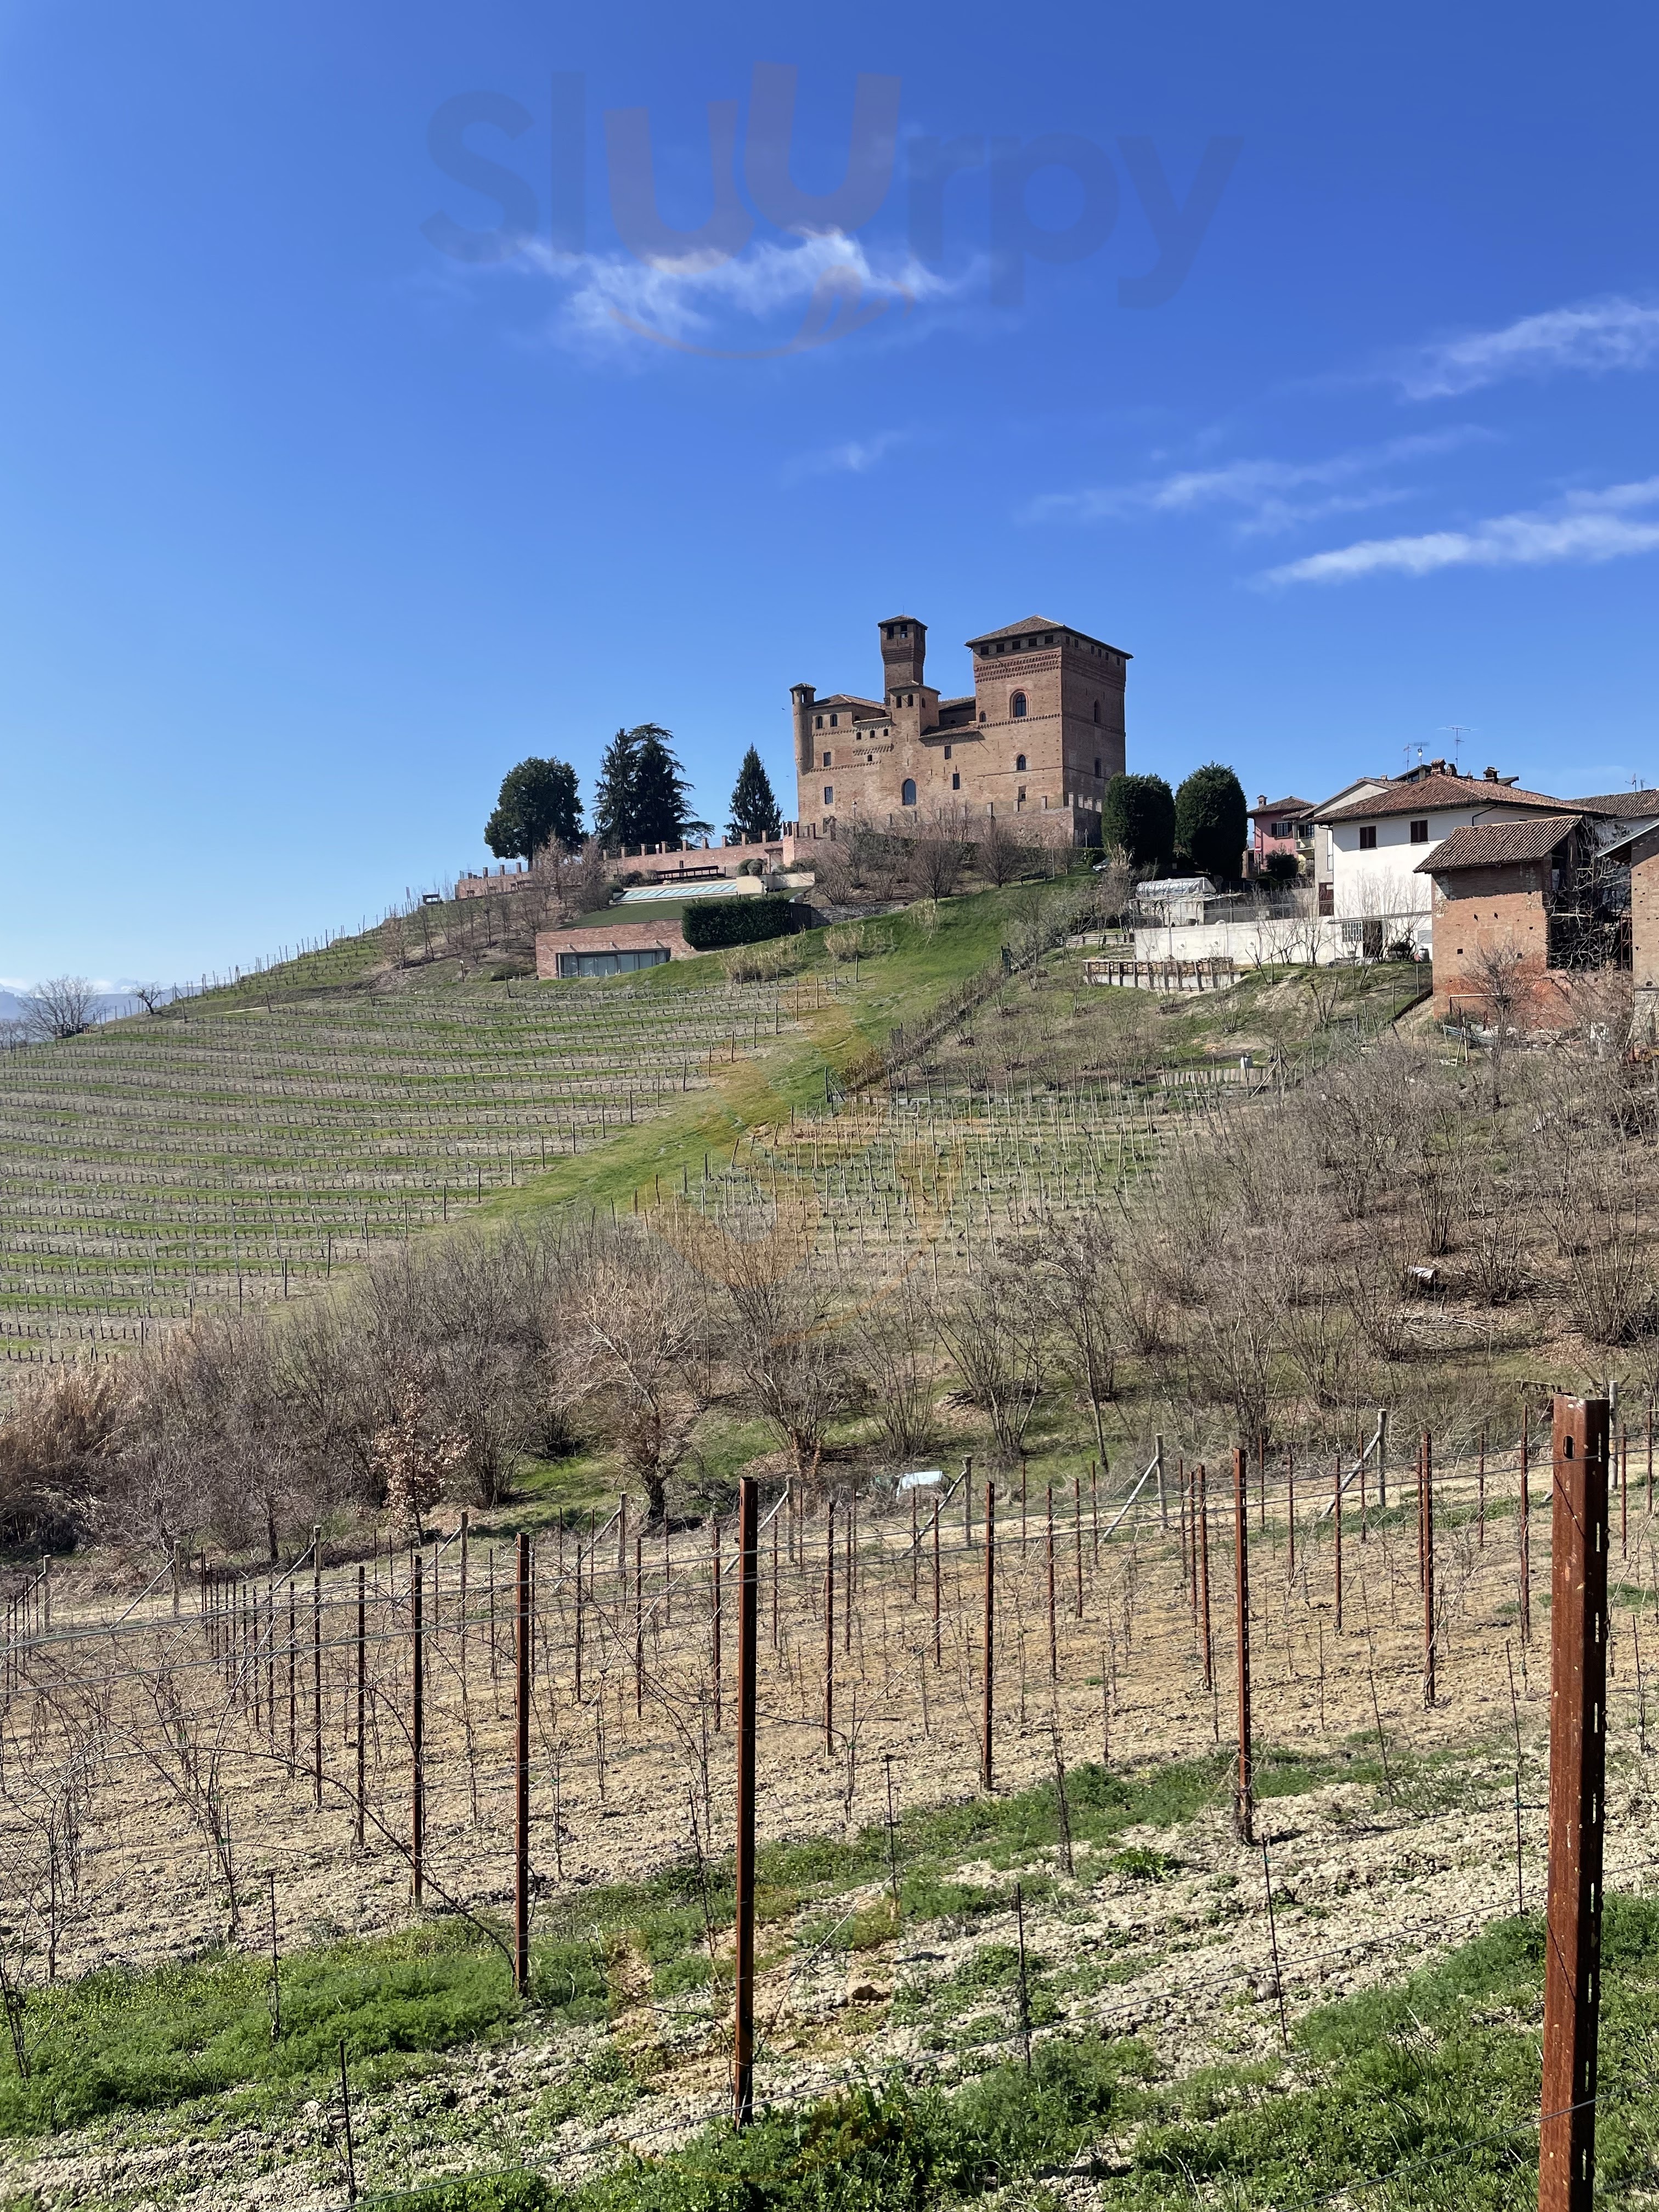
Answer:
792, 614, 1129, 847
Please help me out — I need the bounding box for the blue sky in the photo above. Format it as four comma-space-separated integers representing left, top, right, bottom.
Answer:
3, 0, 1658, 985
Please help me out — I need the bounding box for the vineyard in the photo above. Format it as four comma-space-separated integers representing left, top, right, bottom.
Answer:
0, 1422, 1655, 2206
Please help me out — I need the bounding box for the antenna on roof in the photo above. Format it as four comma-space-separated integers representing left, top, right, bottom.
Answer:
1442, 724, 1474, 770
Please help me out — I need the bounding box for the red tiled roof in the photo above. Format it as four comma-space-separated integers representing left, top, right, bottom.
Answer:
1568, 787, 1659, 817
1414, 815, 1583, 872
1321, 772, 1571, 822
1249, 795, 1314, 820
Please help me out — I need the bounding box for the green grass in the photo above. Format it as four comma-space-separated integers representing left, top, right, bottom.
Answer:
372, 1899, 1659, 2212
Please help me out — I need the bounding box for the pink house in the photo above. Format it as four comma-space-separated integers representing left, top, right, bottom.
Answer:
1248, 794, 1315, 877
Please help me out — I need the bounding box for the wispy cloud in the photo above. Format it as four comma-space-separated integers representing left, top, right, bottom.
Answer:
511, 232, 974, 359
781, 430, 909, 484
1023, 430, 1486, 537
1258, 476, 1659, 586
1396, 297, 1659, 399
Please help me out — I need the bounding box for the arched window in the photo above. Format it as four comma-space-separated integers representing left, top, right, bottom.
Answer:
1015, 754, 1026, 773
901, 778, 917, 807
1011, 691, 1028, 718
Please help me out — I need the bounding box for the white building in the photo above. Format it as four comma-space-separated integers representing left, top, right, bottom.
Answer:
1314, 763, 1573, 955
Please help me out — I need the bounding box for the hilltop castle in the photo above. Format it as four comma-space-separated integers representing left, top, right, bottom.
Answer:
791, 613, 1129, 847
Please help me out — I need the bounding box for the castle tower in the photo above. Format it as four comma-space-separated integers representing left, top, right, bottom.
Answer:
791, 683, 817, 775
878, 616, 926, 702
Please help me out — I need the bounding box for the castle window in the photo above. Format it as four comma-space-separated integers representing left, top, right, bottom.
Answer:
1043, 634, 1054, 645
1093, 701, 1100, 723
1017, 786, 1027, 805
901, 778, 917, 806
951, 771, 961, 791
830, 712, 839, 727
1011, 692, 1027, 718
943, 744, 952, 760
1093, 757, 1101, 777
822, 752, 831, 768
1015, 753, 1026, 772
823, 786, 834, 804
815, 715, 823, 729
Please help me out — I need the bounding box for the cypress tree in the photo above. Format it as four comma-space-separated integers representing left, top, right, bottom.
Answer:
727, 747, 782, 843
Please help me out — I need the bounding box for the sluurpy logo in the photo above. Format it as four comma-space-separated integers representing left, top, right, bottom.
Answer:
423, 68, 1242, 359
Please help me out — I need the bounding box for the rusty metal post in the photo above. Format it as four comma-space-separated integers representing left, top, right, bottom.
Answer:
1538, 1394, 1610, 2212
932, 1497, 942, 1666
823, 1499, 834, 1754
1333, 1453, 1343, 1633
981, 1481, 995, 1791
312, 1532, 323, 1810
411, 1554, 425, 1904
1422, 1431, 1436, 1706
1521, 1402, 1533, 1645
732, 1476, 759, 2126
1233, 1448, 1254, 1844
1198, 1463, 1212, 1688
514, 1531, 530, 1993
355, 1565, 366, 1849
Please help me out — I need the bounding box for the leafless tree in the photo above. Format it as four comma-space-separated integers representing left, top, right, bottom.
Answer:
975, 817, 1026, 888
907, 829, 969, 901
1033, 1214, 1119, 1459
929, 1256, 1047, 1464
1468, 943, 1526, 1105
720, 1257, 852, 1487
556, 1234, 711, 1524
131, 982, 168, 1015
21, 978, 99, 1041
847, 1273, 937, 1464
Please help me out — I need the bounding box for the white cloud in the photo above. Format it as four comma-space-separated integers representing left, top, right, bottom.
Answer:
515, 232, 972, 359
1397, 297, 1659, 399
781, 430, 909, 484
1259, 476, 1659, 585
1024, 430, 1485, 537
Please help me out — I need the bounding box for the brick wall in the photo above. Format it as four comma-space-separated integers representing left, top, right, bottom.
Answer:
1429, 860, 1565, 1019
535, 918, 690, 979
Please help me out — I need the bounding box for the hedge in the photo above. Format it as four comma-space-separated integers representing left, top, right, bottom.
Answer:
682, 897, 803, 952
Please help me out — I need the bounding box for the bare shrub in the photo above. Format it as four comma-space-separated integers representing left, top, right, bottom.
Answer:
0, 1361, 128, 1546
719, 1259, 852, 1486
1034, 1212, 1119, 1458
929, 1256, 1047, 1464
725, 938, 800, 984
848, 1274, 936, 1464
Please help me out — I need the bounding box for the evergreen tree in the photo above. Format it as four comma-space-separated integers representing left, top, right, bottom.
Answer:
727, 747, 782, 843
1173, 764, 1249, 882
631, 724, 710, 846
592, 727, 642, 848
484, 757, 582, 863
1101, 772, 1176, 874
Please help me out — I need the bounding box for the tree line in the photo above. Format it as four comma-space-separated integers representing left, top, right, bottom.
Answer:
485, 735, 782, 868
1102, 763, 1249, 883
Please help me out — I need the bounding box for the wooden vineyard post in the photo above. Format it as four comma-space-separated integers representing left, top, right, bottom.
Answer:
514, 1531, 530, 1996
1046, 1489, 1058, 1681
1286, 1444, 1295, 1577
1422, 1432, 1436, 1707
1074, 1473, 1084, 1618
1233, 1448, 1254, 1844
636, 1534, 646, 1714
573, 1543, 583, 1703
1538, 1394, 1610, 2212
355, 1566, 365, 1850
1521, 1402, 1533, 1645
981, 1481, 996, 1791
910, 1486, 918, 1601
459, 1510, 469, 1685
823, 1499, 835, 1755
312, 1530, 323, 1809
732, 1476, 759, 2128
1479, 1425, 1487, 1549
1198, 1464, 1212, 1688
411, 1554, 425, 1904
931, 1498, 941, 1667
1333, 1454, 1343, 1634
